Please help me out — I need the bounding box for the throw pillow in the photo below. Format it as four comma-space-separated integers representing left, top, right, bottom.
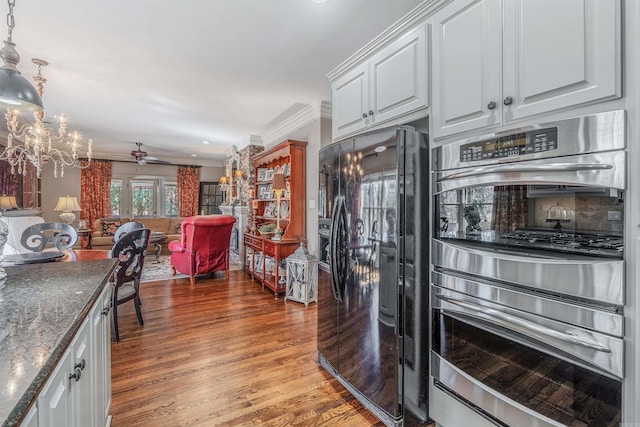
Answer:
176, 220, 183, 234
101, 220, 121, 236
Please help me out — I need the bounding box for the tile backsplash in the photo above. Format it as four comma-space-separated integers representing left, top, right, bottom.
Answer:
533, 196, 623, 233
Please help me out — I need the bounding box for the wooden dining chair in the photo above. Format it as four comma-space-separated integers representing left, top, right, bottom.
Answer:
110, 227, 151, 342
20, 222, 78, 251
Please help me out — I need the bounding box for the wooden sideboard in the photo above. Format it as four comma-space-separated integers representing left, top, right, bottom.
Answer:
243, 139, 306, 296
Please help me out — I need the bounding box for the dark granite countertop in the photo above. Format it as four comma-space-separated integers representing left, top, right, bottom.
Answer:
0, 258, 117, 426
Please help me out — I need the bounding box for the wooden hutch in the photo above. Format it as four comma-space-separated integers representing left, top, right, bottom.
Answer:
244, 140, 307, 297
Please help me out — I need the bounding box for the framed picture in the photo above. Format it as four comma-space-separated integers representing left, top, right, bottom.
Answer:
265, 168, 274, 181
280, 201, 290, 218
255, 252, 264, 273
257, 168, 267, 182
258, 183, 270, 198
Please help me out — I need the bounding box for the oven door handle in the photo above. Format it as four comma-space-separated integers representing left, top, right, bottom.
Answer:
435, 294, 612, 353
437, 162, 613, 183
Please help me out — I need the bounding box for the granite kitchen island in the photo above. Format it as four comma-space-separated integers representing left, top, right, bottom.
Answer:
0, 258, 116, 426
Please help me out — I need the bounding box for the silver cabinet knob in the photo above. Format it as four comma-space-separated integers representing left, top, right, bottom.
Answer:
362, 113, 367, 119
487, 101, 497, 110
503, 96, 513, 106
368, 110, 374, 116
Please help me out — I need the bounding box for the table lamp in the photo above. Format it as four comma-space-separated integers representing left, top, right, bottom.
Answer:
271, 173, 287, 241
54, 195, 82, 225
219, 176, 230, 205
0, 194, 18, 210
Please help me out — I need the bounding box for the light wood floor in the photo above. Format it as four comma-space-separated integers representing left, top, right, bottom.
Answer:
110, 270, 385, 426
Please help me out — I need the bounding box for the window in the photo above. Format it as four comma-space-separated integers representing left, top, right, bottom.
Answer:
109, 177, 180, 218
131, 180, 154, 217
163, 183, 178, 217
359, 172, 396, 241
439, 188, 495, 235
110, 179, 123, 217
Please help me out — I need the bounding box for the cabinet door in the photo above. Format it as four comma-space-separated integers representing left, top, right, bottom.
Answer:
332, 62, 369, 140
20, 405, 38, 427
431, 0, 502, 139
370, 23, 428, 125
503, 0, 621, 121
70, 320, 92, 427
91, 286, 112, 427
38, 348, 72, 427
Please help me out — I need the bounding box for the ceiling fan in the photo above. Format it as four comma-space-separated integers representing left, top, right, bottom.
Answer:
130, 142, 170, 165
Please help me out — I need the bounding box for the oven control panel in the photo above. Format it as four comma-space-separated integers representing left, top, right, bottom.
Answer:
460, 127, 558, 162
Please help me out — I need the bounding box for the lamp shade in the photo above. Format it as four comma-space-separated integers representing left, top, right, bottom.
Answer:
54, 195, 81, 212
219, 176, 228, 185
0, 41, 44, 111
0, 195, 17, 209
272, 173, 286, 191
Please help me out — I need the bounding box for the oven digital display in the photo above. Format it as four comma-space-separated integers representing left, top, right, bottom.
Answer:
460, 127, 558, 162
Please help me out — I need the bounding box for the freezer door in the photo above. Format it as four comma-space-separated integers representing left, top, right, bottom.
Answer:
336, 129, 401, 419
317, 143, 342, 369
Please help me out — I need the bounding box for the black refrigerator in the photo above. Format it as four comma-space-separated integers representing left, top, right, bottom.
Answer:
317, 126, 430, 426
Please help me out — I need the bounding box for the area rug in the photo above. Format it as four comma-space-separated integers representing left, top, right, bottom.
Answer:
141, 253, 242, 283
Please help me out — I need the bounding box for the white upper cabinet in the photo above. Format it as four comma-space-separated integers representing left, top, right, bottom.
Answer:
431, 0, 621, 140
332, 23, 428, 141
431, 0, 501, 138
332, 63, 369, 139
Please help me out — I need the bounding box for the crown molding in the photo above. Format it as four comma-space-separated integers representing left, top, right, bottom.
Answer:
326, 0, 450, 81
260, 100, 331, 146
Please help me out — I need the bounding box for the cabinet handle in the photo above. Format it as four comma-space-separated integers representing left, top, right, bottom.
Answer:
74, 359, 86, 371
368, 110, 374, 116
101, 302, 112, 316
503, 96, 513, 106
362, 113, 367, 119
487, 101, 497, 110
69, 367, 82, 382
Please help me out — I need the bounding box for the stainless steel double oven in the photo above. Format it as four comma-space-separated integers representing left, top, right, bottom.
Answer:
431, 111, 625, 426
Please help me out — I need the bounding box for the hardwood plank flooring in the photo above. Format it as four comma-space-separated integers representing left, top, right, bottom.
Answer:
110, 270, 385, 426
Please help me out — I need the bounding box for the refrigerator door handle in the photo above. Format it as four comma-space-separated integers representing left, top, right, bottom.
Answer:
335, 197, 350, 301
329, 196, 342, 301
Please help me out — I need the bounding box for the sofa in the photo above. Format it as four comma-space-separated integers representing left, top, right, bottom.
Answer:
91, 217, 182, 253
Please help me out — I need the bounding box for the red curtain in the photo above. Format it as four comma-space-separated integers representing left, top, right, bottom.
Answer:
491, 185, 528, 234
0, 161, 18, 198
81, 160, 112, 228
178, 166, 200, 217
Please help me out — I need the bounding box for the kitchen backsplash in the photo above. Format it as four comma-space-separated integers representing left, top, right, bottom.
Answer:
533, 196, 623, 233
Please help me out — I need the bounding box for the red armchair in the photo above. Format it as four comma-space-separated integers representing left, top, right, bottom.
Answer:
169, 215, 236, 285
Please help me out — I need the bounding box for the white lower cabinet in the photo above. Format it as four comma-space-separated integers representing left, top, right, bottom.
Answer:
25, 284, 112, 427
92, 285, 112, 427
20, 405, 38, 427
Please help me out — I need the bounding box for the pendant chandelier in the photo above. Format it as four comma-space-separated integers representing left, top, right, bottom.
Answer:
0, 58, 92, 177
0, 0, 43, 111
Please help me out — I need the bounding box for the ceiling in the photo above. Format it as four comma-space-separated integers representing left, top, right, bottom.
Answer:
3, 0, 423, 167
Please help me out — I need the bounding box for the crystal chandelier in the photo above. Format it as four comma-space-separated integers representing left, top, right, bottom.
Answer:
0, 58, 92, 177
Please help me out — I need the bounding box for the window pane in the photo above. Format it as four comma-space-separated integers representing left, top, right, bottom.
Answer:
164, 184, 178, 217
110, 180, 123, 217
132, 181, 154, 217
